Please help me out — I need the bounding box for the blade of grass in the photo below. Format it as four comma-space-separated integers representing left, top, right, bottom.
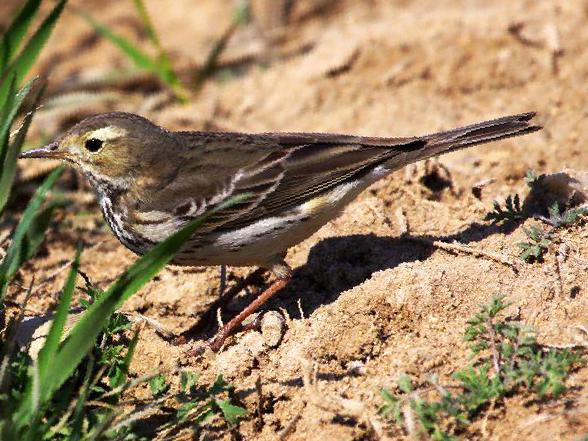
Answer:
0, 166, 63, 303
132, 0, 159, 48
79, 10, 187, 101
23, 200, 66, 260
0, 0, 67, 109
0, 0, 42, 72
0, 74, 18, 168
192, 21, 238, 93
14, 194, 250, 424
131, 0, 178, 88
0, 78, 45, 213
110, 328, 140, 390
36, 246, 81, 390
70, 355, 95, 441
78, 11, 157, 73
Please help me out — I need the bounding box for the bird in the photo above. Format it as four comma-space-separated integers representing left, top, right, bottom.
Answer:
19, 111, 541, 350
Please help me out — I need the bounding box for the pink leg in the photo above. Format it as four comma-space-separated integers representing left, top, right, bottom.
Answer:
174, 267, 266, 345
208, 276, 291, 351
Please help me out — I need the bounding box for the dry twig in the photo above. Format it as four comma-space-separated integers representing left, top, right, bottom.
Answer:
396, 207, 517, 270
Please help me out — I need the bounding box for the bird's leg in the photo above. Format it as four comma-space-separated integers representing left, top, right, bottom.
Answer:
219, 264, 227, 296
208, 262, 292, 352
174, 267, 267, 344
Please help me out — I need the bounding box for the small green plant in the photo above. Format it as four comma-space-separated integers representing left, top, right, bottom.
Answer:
485, 170, 587, 263
524, 169, 541, 186
544, 202, 588, 228
516, 201, 586, 263
517, 225, 552, 262
485, 194, 524, 224
484, 170, 547, 225
144, 374, 248, 436
380, 295, 584, 440
149, 372, 171, 397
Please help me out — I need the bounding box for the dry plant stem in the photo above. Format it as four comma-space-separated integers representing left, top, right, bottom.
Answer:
396, 207, 517, 270
130, 312, 173, 339
208, 276, 290, 351
402, 400, 417, 440
176, 267, 267, 343
255, 375, 264, 431
481, 398, 498, 438
279, 410, 303, 440
219, 264, 227, 296
554, 243, 568, 298
486, 317, 502, 376
408, 237, 518, 270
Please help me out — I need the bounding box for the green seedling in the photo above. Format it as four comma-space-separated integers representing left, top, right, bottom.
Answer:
380, 295, 584, 440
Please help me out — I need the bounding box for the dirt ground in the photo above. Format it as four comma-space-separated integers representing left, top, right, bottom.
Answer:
8, 0, 588, 439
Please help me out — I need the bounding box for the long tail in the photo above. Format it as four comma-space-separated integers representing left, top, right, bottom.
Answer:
385, 112, 541, 170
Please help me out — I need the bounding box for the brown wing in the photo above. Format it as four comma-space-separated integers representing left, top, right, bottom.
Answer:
143, 113, 538, 236
161, 131, 422, 234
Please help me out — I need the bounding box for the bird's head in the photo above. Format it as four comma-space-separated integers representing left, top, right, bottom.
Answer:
19, 112, 178, 188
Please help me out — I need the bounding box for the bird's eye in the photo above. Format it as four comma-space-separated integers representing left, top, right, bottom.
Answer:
84, 138, 103, 152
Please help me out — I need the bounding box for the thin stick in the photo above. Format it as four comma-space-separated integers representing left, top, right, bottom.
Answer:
554, 243, 568, 298
255, 375, 264, 431
34, 241, 105, 291
219, 264, 227, 296
397, 207, 518, 270
409, 237, 518, 271
279, 410, 303, 440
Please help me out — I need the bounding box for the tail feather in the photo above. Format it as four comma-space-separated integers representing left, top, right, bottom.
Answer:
389, 112, 541, 168
428, 112, 539, 147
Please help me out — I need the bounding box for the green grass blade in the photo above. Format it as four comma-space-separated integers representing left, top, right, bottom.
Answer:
0, 0, 42, 72
0, 166, 63, 303
193, 22, 238, 92
0, 74, 18, 171
70, 355, 95, 441
132, 0, 159, 48
0, 0, 66, 109
79, 10, 186, 101
36, 247, 81, 391
23, 201, 64, 260
18, 194, 249, 414
79, 11, 159, 73
0, 78, 45, 214
131, 0, 179, 87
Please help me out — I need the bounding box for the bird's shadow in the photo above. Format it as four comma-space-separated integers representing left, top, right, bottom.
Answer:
213, 218, 522, 326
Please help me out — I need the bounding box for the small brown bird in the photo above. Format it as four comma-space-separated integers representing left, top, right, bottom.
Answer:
19, 112, 540, 350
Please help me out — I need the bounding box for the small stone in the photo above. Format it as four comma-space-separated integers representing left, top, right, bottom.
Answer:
347, 360, 367, 376
260, 310, 286, 348
16, 313, 82, 359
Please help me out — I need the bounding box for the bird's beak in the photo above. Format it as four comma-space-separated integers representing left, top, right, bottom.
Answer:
18, 141, 64, 159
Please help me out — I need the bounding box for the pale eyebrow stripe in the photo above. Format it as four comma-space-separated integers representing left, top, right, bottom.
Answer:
88, 126, 127, 141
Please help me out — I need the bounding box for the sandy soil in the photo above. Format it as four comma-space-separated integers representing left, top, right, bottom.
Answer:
7, 0, 588, 439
